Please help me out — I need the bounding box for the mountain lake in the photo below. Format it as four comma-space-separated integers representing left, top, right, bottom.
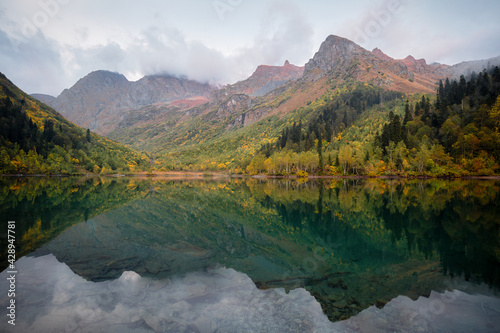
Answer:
1, 176, 499, 332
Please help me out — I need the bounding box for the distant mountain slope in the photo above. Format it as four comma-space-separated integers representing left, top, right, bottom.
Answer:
30, 93, 56, 105
371, 48, 449, 90
212, 61, 304, 101
50, 70, 215, 135
0, 73, 148, 174
447, 55, 500, 78
372, 47, 500, 81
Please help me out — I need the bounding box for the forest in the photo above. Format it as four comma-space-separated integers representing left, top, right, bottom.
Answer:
246, 68, 500, 177
0, 73, 149, 175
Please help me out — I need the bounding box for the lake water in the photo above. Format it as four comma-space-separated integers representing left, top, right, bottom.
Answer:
1, 177, 499, 332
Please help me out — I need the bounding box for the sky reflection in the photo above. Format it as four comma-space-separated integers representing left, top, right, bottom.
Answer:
1, 254, 499, 333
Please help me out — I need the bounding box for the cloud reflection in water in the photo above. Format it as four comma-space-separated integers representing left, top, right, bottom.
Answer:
0, 254, 499, 333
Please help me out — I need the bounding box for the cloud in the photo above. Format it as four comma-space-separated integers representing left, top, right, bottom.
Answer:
0, 254, 334, 333
250, 1, 314, 64
0, 28, 67, 95
2, 253, 499, 333
0, 1, 314, 95
2, 1, 499, 96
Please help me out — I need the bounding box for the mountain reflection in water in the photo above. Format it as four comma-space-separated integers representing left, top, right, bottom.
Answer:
1, 177, 499, 332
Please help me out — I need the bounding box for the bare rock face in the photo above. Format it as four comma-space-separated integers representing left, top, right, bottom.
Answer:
372, 48, 393, 61
216, 94, 251, 117
305, 35, 365, 76
211, 61, 304, 104
305, 35, 409, 83
51, 71, 215, 134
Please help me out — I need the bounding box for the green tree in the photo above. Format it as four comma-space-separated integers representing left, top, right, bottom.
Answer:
403, 100, 413, 125
338, 145, 352, 175
317, 136, 324, 175
42, 119, 55, 143
490, 95, 500, 131
415, 142, 431, 173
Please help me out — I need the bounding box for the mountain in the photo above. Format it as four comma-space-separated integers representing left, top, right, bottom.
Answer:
107, 36, 433, 155
371, 49, 449, 92
0, 72, 148, 175
50, 70, 215, 135
30, 93, 56, 105
212, 60, 304, 101
22, 34, 500, 176
371, 48, 500, 81
304, 35, 448, 94
49, 61, 305, 136
447, 55, 500, 78
371, 48, 393, 62
107, 34, 500, 176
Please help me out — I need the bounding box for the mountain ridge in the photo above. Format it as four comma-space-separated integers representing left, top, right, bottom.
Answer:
30, 34, 500, 174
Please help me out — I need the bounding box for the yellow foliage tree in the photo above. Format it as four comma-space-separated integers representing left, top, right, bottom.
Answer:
490, 95, 500, 131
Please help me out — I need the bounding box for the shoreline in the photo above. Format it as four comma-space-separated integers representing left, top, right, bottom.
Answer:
2, 172, 500, 180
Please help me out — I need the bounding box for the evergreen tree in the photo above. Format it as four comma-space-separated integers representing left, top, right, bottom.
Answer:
403, 100, 413, 125
317, 134, 324, 175
42, 119, 55, 143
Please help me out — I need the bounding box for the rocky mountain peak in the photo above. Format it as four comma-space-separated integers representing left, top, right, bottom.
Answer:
404, 55, 416, 62
402, 55, 427, 66
304, 35, 369, 76
212, 61, 304, 100
372, 48, 393, 61
78, 70, 129, 88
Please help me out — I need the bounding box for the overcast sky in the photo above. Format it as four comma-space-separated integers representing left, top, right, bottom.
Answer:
1, 0, 500, 96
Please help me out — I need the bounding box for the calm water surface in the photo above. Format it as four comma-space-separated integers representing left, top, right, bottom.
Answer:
0, 177, 499, 332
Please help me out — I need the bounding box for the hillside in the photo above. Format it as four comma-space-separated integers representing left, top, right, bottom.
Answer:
0, 73, 148, 175
244, 68, 500, 177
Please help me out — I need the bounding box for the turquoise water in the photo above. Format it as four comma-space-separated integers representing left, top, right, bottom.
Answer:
0, 177, 499, 332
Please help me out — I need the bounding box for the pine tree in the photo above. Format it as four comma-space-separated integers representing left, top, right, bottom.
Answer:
317, 134, 324, 175
403, 100, 413, 125
42, 119, 55, 143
